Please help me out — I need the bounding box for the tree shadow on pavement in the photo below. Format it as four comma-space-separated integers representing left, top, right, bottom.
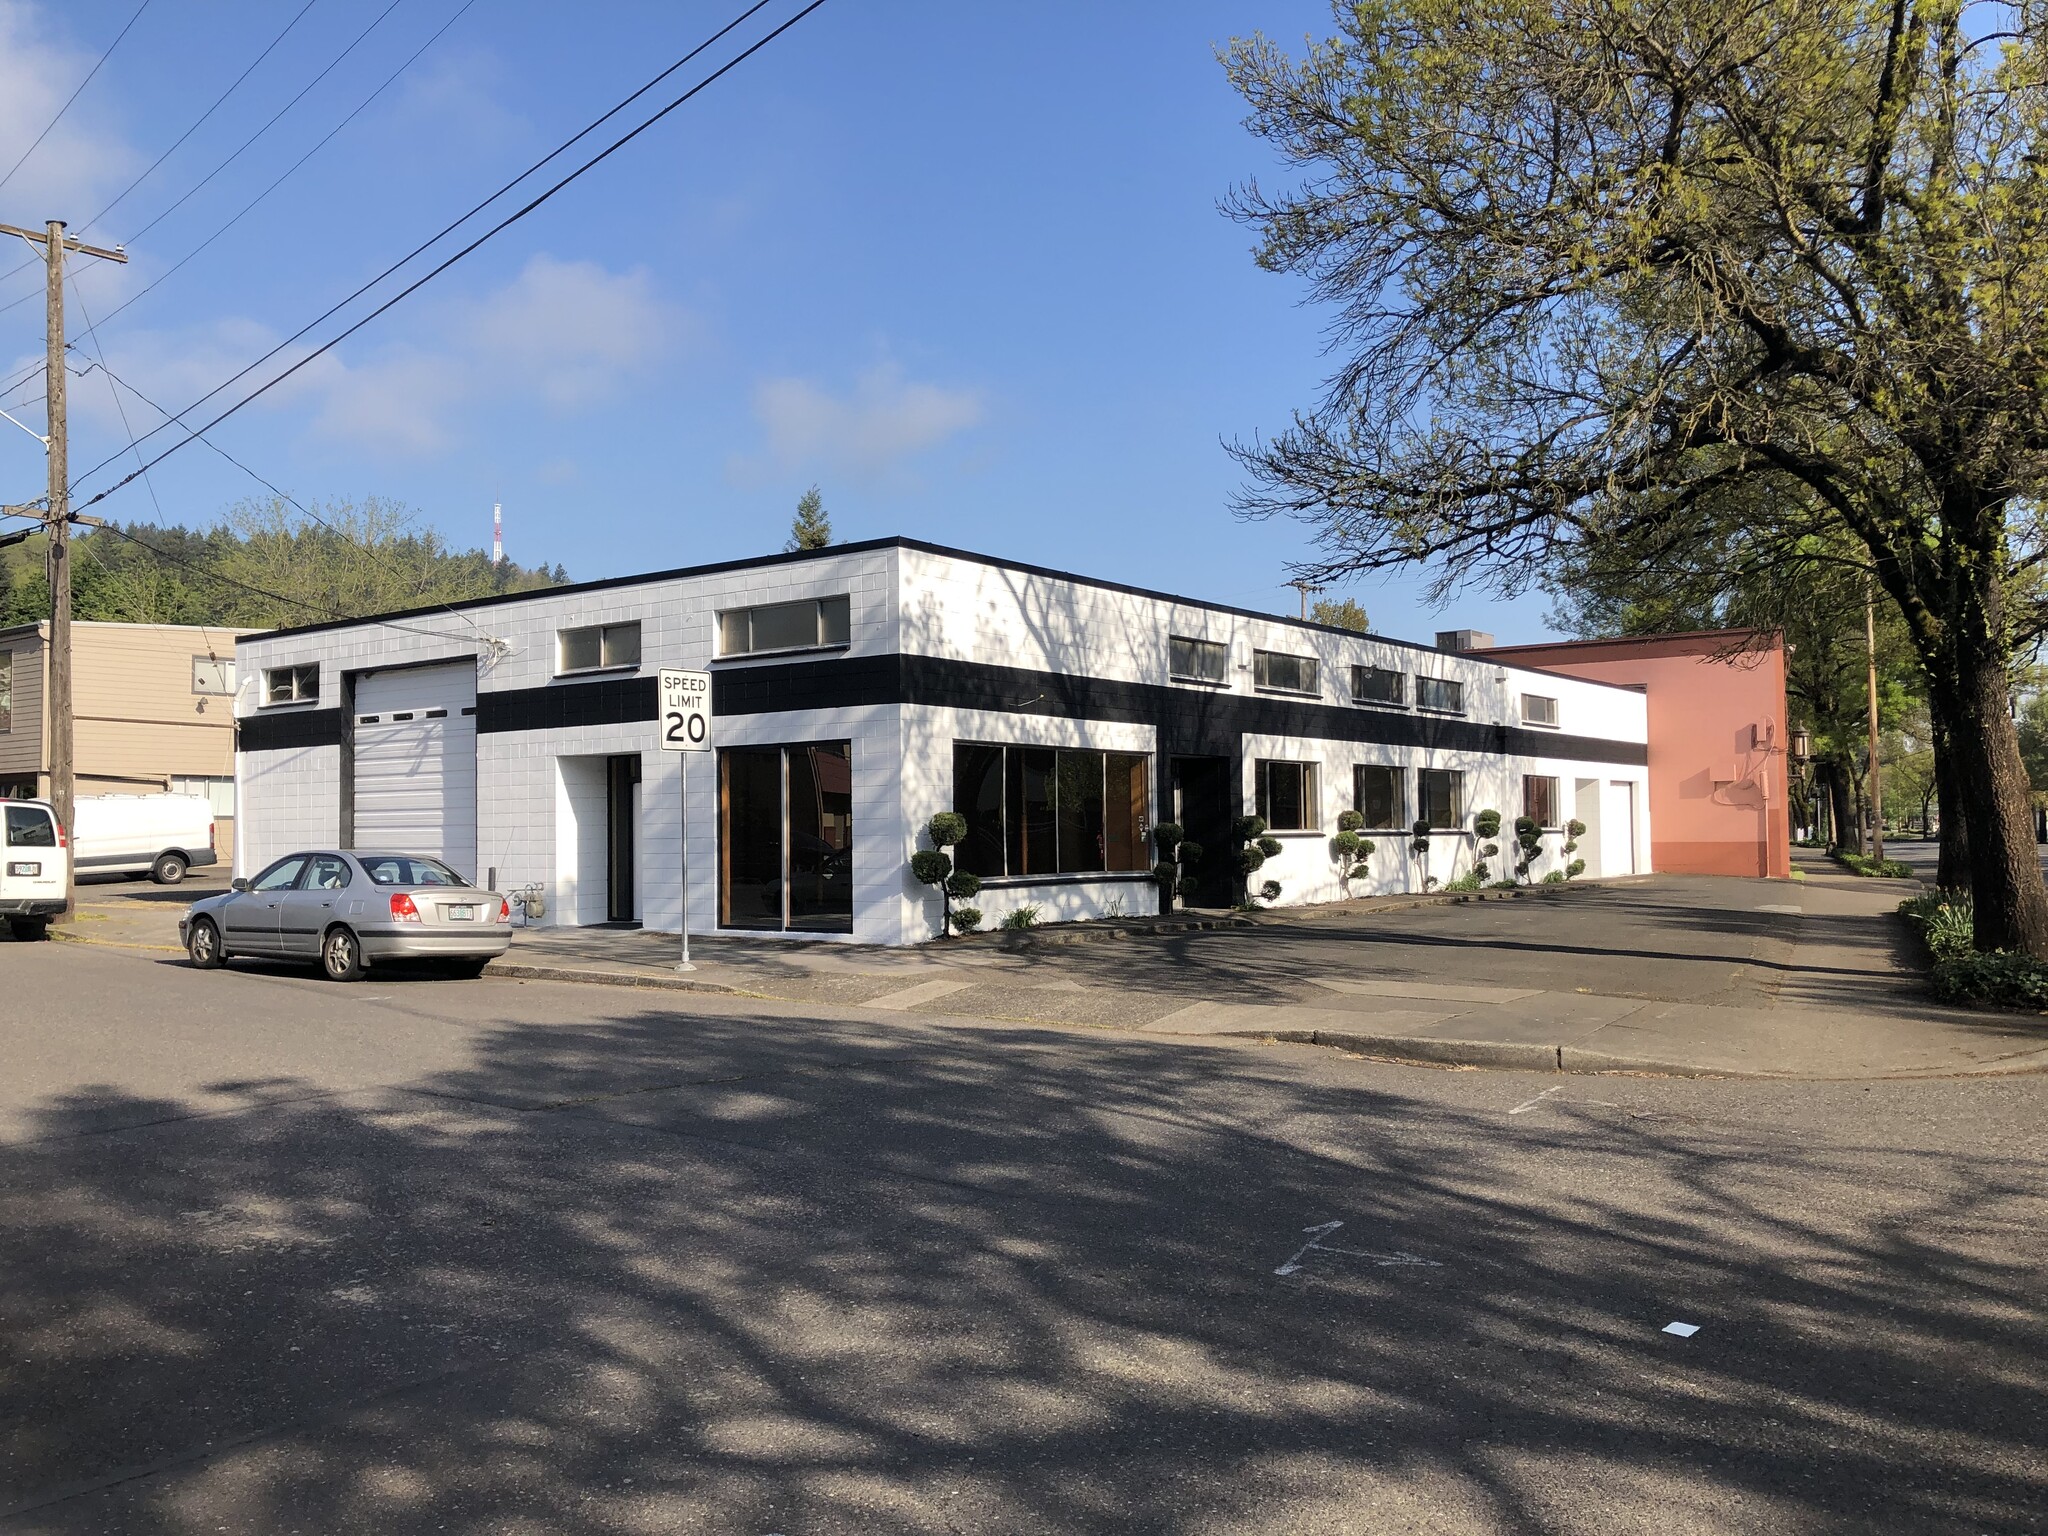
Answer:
0, 1006, 2041, 1533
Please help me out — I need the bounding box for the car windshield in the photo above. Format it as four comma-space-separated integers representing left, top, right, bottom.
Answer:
359, 856, 469, 888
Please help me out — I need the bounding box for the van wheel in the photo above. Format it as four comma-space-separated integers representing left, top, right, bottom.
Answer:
321, 926, 364, 982
150, 853, 188, 885
186, 916, 225, 969
7, 916, 49, 942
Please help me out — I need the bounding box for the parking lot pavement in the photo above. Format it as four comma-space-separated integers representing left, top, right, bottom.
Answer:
0, 939, 2043, 1534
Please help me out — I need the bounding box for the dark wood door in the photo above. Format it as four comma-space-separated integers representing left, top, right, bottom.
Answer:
1170, 756, 1237, 907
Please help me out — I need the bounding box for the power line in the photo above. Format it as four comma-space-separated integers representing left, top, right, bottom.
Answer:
65, 273, 166, 527
0, 0, 155, 195
60, 0, 479, 347
68, 0, 783, 490
72, 0, 831, 513
85, 0, 326, 238
0, 0, 322, 299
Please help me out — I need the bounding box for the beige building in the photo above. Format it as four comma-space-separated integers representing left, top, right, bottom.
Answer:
0, 622, 252, 845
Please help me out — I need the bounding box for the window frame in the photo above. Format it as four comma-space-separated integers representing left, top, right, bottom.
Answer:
1350, 664, 1406, 708
714, 595, 852, 660
1168, 635, 1229, 686
1254, 759, 1321, 833
1521, 693, 1560, 728
951, 742, 1152, 880
1353, 764, 1405, 830
191, 656, 235, 696
1522, 774, 1562, 829
1252, 649, 1321, 698
1414, 675, 1465, 714
0, 649, 10, 734
260, 663, 319, 707
555, 620, 643, 677
1417, 768, 1465, 830
4, 803, 56, 847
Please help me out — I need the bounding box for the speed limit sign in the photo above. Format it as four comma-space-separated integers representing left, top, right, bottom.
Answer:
658, 668, 711, 752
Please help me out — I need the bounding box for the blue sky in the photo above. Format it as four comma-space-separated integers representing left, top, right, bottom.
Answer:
0, 0, 1561, 642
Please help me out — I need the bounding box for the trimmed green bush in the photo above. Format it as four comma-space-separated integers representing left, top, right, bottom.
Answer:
910, 813, 974, 937
1472, 808, 1502, 883
1442, 871, 1482, 892
1931, 951, 2048, 1009
1541, 869, 1567, 884
1834, 849, 1913, 879
1332, 810, 1375, 885
1565, 858, 1587, 879
950, 906, 983, 933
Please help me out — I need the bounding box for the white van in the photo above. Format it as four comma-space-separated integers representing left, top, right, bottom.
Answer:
0, 799, 67, 941
73, 794, 218, 885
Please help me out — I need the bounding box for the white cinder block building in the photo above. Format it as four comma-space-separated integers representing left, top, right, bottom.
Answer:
232, 538, 1650, 946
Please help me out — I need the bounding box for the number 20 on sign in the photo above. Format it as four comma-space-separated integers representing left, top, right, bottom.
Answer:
659, 669, 711, 752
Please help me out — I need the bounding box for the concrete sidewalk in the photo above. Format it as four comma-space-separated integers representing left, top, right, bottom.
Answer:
37, 868, 2048, 1081
481, 872, 2048, 1081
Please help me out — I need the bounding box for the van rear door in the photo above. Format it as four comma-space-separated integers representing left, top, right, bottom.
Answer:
2, 804, 67, 907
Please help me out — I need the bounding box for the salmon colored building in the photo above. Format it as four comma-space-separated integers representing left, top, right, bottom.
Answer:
1480, 630, 1792, 879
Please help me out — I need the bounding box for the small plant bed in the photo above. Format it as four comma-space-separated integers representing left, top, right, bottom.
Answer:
1899, 890, 2048, 1011
1832, 849, 1915, 879
947, 910, 1256, 948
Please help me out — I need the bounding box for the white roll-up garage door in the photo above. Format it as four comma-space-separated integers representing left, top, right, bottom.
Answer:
351, 662, 478, 876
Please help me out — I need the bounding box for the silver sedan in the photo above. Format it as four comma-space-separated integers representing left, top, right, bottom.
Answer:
180, 850, 512, 981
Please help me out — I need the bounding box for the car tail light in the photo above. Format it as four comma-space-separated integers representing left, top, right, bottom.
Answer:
54, 821, 66, 849
390, 892, 422, 923
496, 897, 511, 923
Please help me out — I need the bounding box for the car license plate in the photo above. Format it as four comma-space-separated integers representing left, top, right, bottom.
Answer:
445, 904, 475, 921
6, 862, 39, 877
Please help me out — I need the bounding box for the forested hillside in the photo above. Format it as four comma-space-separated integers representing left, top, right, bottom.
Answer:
0, 497, 566, 631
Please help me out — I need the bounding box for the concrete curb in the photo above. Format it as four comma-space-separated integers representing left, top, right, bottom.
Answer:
483, 960, 747, 996
1223, 1027, 2048, 1081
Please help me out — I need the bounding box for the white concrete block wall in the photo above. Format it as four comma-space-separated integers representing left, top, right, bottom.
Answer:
234, 744, 341, 878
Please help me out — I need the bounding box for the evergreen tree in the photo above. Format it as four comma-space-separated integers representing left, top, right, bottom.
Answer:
786, 485, 832, 551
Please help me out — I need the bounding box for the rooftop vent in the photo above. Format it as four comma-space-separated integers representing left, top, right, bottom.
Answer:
1434, 629, 1496, 652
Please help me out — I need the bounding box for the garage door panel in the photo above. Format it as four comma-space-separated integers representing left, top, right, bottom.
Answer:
351, 664, 478, 877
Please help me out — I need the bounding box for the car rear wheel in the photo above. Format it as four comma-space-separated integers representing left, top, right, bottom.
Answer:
321, 926, 364, 982
151, 853, 188, 885
186, 916, 225, 969
443, 957, 492, 979
7, 916, 49, 942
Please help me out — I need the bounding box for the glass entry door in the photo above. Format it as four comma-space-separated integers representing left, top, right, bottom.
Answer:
719, 742, 853, 933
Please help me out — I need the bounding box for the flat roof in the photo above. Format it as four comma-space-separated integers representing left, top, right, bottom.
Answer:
240, 534, 1646, 694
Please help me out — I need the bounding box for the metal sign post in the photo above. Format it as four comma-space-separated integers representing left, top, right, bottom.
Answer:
658, 668, 711, 971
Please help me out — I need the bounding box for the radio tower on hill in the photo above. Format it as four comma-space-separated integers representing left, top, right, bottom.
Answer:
492, 501, 503, 565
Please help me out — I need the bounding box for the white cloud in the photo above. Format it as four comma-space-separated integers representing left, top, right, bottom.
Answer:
747, 362, 986, 480
0, 1, 137, 214
63, 254, 679, 463
460, 255, 673, 410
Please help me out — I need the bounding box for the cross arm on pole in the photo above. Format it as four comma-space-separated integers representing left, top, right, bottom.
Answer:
0, 222, 128, 263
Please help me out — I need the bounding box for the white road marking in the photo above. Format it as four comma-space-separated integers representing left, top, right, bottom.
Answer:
1274, 1219, 1441, 1276
1508, 1085, 1565, 1115
1663, 1321, 1701, 1337
1754, 904, 1802, 915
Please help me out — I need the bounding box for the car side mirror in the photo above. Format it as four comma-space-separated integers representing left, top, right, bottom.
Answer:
230, 877, 251, 893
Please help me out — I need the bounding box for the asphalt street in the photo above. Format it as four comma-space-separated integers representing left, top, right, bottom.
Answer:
1, 939, 2043, 1534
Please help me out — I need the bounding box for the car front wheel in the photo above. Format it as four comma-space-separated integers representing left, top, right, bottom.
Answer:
187, 916, 225, 969
320, 926, 364, 982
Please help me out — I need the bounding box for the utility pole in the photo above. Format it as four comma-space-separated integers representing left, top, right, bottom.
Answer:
1286, 578, 1325, 620
0, 220, 126, 922
1865, 574, 1884, 867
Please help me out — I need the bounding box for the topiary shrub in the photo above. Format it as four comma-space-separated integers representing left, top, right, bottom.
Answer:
1541, 869, 1567, 884
1512, 815, 1544, 882
1564, 818, 1586, 860
1566, 858, 1587, 879
909, 812, 977, 937
1153, 822, 1206, 911
1232, 815, 1283, 903
1472, 808, 1502, 883
950, 906, 983, 933
1331, 810, 1375, 887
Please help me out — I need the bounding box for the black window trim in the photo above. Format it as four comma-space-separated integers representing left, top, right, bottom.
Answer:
258, 662, 320, 709
951, 739, 1153, 878
715, 595, 853, 661
1168, 634, 1231, 687
1252, 649, 1321, 699
1349, 663, 1408, 710
555, 620, 643, 679
1413, 675, 1466, 716
1352, 762, 1406, 831
1253, 757, 1321, 832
